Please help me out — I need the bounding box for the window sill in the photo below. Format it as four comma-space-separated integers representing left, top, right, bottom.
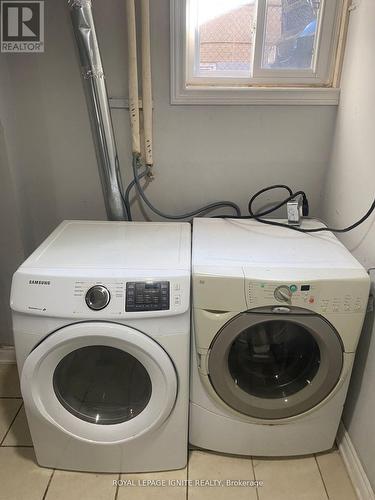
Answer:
171, 85, 340, 106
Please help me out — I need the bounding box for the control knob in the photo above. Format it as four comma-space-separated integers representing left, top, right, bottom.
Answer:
274, 285, 292, 303
85, 285, 111, 311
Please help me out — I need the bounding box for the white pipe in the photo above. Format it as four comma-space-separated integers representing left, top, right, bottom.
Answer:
141, 0, 153, 166
125, 0, 141, 154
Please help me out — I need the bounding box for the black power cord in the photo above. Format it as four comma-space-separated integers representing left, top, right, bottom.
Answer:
247, 185, 309, 219
233, 184, 375, 234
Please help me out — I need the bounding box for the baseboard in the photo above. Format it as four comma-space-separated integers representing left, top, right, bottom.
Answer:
337, 422, 375, 500
0, 346, 16, 364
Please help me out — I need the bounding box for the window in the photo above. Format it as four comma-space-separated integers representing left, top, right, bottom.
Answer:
171, 0, 346, 104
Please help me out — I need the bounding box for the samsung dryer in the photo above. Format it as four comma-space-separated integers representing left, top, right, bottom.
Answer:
190, 218, 370, 456
11, 221, 191, 472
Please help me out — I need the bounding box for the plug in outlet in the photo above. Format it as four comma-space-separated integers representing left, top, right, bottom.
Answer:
287, 196, 303, 225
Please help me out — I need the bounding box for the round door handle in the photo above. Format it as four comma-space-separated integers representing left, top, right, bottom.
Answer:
85, 285, 111, 311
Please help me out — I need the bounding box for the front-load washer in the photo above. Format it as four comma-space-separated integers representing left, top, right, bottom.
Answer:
190, 218, 370, 456
10, 220, 191, 472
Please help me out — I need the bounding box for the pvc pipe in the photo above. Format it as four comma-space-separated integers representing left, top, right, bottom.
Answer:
141, 0, 153, 166
125, 0, 141, 154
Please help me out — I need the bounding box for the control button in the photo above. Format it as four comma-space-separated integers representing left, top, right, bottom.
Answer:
274, 286, 292, 303
309, 297, 315, 304
85, 285, 111, 311
174, 295, 181, 306
289, 285, 298, 293
174, 283, 180, 291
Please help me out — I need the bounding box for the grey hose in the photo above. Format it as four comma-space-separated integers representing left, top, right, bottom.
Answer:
122, 169, 148, 221
131, 154, 241, 219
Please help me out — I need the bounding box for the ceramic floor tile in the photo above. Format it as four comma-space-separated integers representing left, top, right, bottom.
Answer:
253, 456, 328, 500
316, 450, 357, 500
45, 469, 118, 500
0, 398, 22, 443
0, 364, 21, 398
188, 450, 257, 500
118, 467, 187, 500
0, 447, 52, 500
2, 405, 33, 446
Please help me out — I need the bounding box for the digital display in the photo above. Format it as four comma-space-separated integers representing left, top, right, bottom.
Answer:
145, 283, 159, 290
301, 285, 310, 291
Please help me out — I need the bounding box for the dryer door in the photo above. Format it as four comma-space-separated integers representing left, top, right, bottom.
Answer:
208, 307, 343, 420
21, 322, 177, 443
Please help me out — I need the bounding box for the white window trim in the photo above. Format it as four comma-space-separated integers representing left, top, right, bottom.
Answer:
170, 0, 344, 105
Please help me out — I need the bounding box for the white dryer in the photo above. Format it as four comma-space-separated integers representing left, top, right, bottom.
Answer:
190, 218, 370, 456
11, 221, 191, 472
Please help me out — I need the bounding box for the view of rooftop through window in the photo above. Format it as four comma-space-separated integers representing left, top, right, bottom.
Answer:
196, 0, 321, 76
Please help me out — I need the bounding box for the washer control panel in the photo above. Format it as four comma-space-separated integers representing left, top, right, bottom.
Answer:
125, 281, 170, 312
247, 280, 367, 313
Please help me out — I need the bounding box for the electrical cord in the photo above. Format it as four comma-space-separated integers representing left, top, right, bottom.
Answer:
124, 158, 374, 234
220, 184, 374, 234
247, 185, 309, 218
128, 153, 241, 219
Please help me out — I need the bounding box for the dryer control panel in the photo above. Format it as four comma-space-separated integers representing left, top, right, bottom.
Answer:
10, 272, 189, 318
125, 281, 170, 312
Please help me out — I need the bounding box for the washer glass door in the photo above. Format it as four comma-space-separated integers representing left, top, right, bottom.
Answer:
21, 322, 178, 443
208, 307, 343, 419
228, 319, 320, 399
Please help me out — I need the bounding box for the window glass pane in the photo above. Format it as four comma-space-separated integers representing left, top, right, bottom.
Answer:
53, 345, 152, 425
195, 0, 256, 76
228, 320, 320, 399
262, 0, 321, 70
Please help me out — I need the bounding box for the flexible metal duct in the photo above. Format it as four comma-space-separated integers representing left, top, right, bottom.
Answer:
68, 0, 127, 220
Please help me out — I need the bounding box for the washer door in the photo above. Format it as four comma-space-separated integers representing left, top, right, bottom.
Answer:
208, 307, 343, 420
21, 322, 177, 443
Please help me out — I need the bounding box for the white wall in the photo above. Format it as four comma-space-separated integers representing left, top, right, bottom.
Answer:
322, 0, 375, 490
0, 0, 337, 345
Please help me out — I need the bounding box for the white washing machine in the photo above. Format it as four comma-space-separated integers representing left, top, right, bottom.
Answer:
190, 218, 370, 456
10, 220, 191, 472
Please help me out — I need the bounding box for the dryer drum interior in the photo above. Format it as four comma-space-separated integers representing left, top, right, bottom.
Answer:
208, 307, 343, 420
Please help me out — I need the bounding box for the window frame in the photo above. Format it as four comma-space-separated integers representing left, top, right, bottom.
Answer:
170, 0, 347, 105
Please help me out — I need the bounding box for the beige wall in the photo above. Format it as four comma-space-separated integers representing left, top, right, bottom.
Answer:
322, 0, 375, 490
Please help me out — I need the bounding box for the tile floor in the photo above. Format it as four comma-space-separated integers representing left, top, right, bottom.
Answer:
0, 364, 358, 500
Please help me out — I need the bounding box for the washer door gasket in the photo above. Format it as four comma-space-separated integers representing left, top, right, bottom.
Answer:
208, 307, 343, 420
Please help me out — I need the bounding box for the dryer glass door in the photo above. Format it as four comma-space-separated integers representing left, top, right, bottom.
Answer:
208, 307, 343, 419
21, 322, 178, 443
53, 345, 152, 425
